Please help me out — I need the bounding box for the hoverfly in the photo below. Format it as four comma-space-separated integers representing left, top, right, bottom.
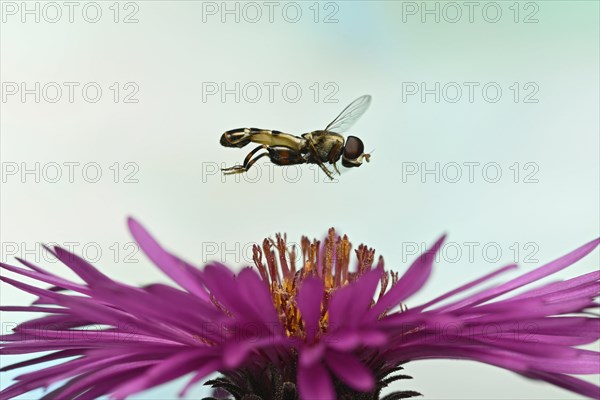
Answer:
220, 95, 372, 180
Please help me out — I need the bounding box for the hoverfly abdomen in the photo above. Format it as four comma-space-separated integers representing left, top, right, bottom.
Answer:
267, 146, 307, 166
220, 128, 268, 148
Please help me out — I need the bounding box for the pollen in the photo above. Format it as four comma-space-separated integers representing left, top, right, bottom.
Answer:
252, 228, 400, 339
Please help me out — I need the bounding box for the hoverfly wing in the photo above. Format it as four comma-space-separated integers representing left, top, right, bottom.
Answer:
323, 94, 372, 134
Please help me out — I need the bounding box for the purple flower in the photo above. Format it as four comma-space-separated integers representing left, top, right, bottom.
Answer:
0, 219, 598, 399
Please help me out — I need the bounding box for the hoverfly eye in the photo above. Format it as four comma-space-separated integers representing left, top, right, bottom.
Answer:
343, 136, 365, 160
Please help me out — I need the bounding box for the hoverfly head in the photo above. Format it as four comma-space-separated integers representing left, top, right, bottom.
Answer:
342, 136, 370, 167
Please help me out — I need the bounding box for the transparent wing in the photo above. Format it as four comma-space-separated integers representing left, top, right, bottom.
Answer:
324, 95, 372, 134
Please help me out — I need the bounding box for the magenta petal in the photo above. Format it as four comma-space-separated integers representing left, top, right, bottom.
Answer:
43, 360, 156, 400
142, 283, 221, 320
0, 350, 79, 372
328, 267, 383, 330
326, 328, 385, 351
236, 267, 282, 329
326, 351, 375, 392
327, 282, 355, 330
0, 305, 66, 313
15, 257, 59, 276
513, 270, 600, 301
297, 277, 324, 343
203, 265, 276, 325
359, 329, 387, 346
70, 366, 153, 400
462, 297, 595, 323
223, 340, 253, 369
202, 263, 237, 310
111, 349, 213, 398
179, 359, 222, 397
0, 276, 65, 303
0, 262, 90, 295
347, 268, 383, 325
11, 314, 88, 333
415, 264, 518, 311
52, 246, 113, 286
369, 235, 445, 319
127, 218, 208, 300
7, 352, 140, 395
298, 362, 335, 400
444, 238, 600, 311
299, 343, 325, 367
326, 331, 361, 351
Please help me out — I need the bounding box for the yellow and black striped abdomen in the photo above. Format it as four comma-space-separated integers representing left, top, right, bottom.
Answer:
220, 128, 304, 150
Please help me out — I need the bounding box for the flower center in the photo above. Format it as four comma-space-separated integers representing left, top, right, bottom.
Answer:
252, 228, 399, 338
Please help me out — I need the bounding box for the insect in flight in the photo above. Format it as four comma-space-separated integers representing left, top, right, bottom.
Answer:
220, 95, 372, 180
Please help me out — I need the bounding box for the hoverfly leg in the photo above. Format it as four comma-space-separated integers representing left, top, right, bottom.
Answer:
243, 145, 268, 166
222, 145, 268, 175
221, 165, 244, 174
332, 163, 341, 175
307, 140, 334, 180
222, 152, 269, 175
326, 141, 343, 175
319, 164, 335, 180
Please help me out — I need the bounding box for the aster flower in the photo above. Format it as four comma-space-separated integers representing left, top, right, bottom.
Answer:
0, 220, 598, 400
